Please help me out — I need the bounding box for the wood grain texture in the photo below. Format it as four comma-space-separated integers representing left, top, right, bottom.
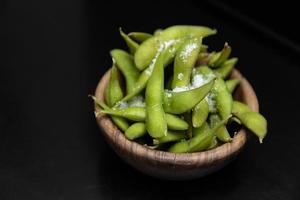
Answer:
94, 69, 259, 180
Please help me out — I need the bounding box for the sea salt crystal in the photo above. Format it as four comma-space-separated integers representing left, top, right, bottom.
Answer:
205, 92, 217, 112
172, 72, 215, 93
118, 101, 128, 109
128, 95, 145, 107
177, 73, 184, 80
172, 86, 190, 92
164, 39, 177, 49
179, 43, 198, 63
192, 74, 206, 88
165, 91, 173, 98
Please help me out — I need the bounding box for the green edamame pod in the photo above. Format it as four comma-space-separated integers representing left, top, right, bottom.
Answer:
209, 114, 232, 142
110, 117, 129, 132
125, 122, 147, 140
207, 136, 218, 150
189, 117, 229, 152
110, 49, 139, 94
226, 79, 240, 93
135, 25, 217, 70
120, 40, 183, 102
192, 99, 209, 128
212, 77, 233, 120
104, 65, 123, 107
169, 118, 228, 153
208, 51, 220, 67
119, 68, 150, 102
101, 107, 145, 121
232, 101, 267, 143
163, 39, 185, 67
163, 79, 215, 114
192, 65, 215, 79
197, 52, 210, 65
153, 130, 185, 145
168, 140, 189, 153
154, 28, 163, 36
172, 37, 202, 88
128, 32, 152, 43
119, 28, 139, 54
193, 122, 210, 136
145, 53, 167, 138
91, 96, 129, 132
98, 104, 188, 130
238, 112, 267, 143
209, 43, 231, 68
214, 58, 238, 79
232, 101, 252, 113
165, 114, 188, 130
188, 131, 214, 152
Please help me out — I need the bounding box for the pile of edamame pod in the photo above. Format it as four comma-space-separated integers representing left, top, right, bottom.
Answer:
93, 25, 267, 153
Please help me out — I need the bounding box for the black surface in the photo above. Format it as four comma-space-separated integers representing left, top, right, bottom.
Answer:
210, 0, 300, 47
1, 1, 299, 199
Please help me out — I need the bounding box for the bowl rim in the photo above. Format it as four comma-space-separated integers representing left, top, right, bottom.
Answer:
94, 69, 259, 168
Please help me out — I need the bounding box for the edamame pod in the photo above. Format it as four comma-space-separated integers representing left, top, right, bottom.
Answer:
226, 79, 240, 93
135, 25, 217, 70
207, 136, 218, 150
209, 43, 231, 68
104, 65, 123, 107
192, 65, 215, 80
212, 77, 233, 120
168, 140, 189, 153
99, 104, 188, 130
197, 52, 210, 65
172, 37, 202, 88
165, 114, 189, 130
128, 32, 152, 43
119, 28, 139, 54
192, 99, 209, 128
189, 117, 229, 152
188, 132, 214, 152
101, 107, 145, 121
169, 118, 228, 153
119, 39, 183, 102
232, 101, 252, 113
110, 117, 129, 132
125, 122, 147, 140
215, 58, 238, 79
209, 114, 232, 142
145, 53, 167, 138
119, 68, 150, 102
163, 79, 215, 114
91, 96, 129, 131
193, 122, 210, 136
154, 28, 163, 36
110, 49, 139, 94
232, 101, 267, 143
153, 131, 185, 145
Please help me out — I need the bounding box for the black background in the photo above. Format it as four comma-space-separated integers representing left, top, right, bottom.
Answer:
1, 0, 300, 199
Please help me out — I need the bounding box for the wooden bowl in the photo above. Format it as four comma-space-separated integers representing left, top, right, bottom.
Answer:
94, 69, 259, 180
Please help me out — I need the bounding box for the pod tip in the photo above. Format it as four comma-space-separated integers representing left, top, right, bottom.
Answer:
259, 138, 264, 144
